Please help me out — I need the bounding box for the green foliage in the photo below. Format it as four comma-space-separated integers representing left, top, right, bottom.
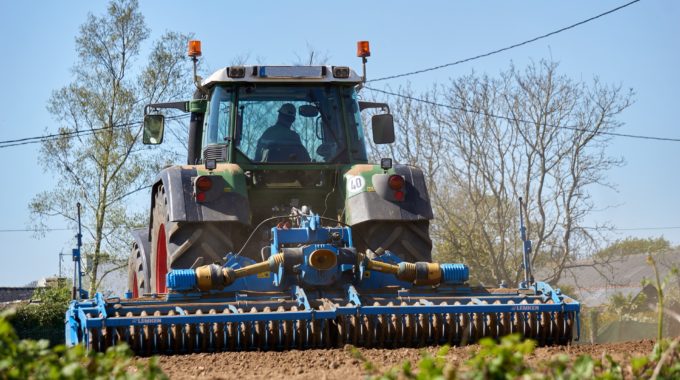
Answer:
630, 339, 680, 379
606, 292, 648, 320
30, 0, 193, 294
14, 284, 71, 326
10, 283, 71, 345
0, 311, 166, 379
596, 236, 670, 259
348, 344, 455, 380
644, 254, 679, 341
353, 334, 680, 380
465, 335, 534, 379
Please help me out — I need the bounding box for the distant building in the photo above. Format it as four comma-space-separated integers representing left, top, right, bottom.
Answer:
1, 277, 69, 307
96, 262, 127, 298
0, 287, 36, 304
555, 250, 680, 307
551, 250, 680, 343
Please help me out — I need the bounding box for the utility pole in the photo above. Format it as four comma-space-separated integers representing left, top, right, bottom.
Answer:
58, 250, 68, 278
72, 202, 86, 300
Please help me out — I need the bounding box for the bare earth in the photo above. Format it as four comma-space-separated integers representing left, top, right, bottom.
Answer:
138, 340, 656, 379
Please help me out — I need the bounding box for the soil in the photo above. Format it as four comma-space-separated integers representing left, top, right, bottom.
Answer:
139, 340, 656, 379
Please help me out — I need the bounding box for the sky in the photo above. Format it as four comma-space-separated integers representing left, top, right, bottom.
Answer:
0, 0, 678, 286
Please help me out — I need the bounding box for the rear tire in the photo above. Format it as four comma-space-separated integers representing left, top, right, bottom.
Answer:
127, 240, 150, 297
354, 220, 433, 262
149, 184, 240, 293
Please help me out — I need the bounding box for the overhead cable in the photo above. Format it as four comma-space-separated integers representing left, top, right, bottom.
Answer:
0, 114, 188, 149
368, 0, 641, 83
366, 86, 680, 143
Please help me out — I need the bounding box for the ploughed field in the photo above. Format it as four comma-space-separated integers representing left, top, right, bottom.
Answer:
138, 340, 655, 379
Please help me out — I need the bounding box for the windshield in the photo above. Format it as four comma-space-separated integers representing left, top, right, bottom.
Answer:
204, 84, 367, 163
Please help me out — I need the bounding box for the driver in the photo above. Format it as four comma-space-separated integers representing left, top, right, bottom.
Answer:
254, 103, 311, 162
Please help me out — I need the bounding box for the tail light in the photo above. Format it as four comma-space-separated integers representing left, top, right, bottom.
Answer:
387, 175, 406, 202
196, 176, 213, 191
196, 192, 207, 202
388, 175, 405, 190
195, 176, 213, 202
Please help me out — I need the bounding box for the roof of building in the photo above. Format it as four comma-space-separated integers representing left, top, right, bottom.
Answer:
554, 250, 680, 307
0, 287, 36, 303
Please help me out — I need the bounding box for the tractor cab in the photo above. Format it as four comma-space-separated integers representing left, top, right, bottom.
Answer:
203, 78, 369, 166
143, 43, 395, 169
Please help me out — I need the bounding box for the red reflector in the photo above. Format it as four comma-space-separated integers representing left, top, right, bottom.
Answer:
394, 190, 405, 202
388, 175, 405, 190
196, 192, 206, 202
196, 176, 212, 192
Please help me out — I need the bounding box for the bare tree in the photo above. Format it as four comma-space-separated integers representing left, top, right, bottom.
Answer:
366, 60, 633, 286
29, 0, 193, 293
293, 43, 331, 66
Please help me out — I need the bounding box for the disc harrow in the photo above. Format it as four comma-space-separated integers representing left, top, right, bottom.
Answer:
69, 287, 578, 354
66, 212, 580, 354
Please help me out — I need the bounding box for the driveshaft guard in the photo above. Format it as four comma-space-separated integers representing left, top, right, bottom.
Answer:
343, 164, 433, 225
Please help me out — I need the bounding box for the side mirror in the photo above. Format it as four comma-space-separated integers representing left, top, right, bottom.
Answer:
371, 114, 395, 144
143, 114, 165, 145
298, 104, 319, 118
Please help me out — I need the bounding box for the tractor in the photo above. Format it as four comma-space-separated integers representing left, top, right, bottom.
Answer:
128, 40, 432, 297
66, 41, 579, 354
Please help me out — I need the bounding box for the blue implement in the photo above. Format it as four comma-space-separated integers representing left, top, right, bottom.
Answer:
66, 213, 580, 354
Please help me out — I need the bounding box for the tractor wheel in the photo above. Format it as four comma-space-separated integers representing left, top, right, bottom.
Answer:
149, 184, 239, 293
127, 240, 150, 298
354, 220, 433, 262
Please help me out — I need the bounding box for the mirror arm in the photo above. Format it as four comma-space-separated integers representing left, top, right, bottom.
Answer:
358, 101, 390, 113
144, 102, 189, 115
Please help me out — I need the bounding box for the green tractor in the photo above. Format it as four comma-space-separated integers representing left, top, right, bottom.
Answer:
128, 41, 434, 296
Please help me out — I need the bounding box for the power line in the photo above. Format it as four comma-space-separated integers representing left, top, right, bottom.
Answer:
2, 225, 678, 233
368, 0, 641, 83
608, 226, 680, 231
0, 114, 189, 149
366, 86, 680, 143
0, 124, 130, 145
0, 228, 72, 233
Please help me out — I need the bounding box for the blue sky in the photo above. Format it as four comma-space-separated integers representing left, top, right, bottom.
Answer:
0, 0, 678, 286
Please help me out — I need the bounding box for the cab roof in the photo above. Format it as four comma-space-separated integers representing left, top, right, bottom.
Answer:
202, 65, 363, 86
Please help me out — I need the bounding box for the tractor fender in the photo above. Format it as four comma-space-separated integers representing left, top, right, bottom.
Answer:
344, 164, 433, 225
149, 165, 250, 234
131, 228, 151, 251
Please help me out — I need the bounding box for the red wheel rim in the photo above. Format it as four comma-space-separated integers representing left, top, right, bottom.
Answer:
155, 224, 168, 293
132, 272, 139, 298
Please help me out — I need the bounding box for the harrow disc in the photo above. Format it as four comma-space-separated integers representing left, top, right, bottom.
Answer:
76, 296, 577, 355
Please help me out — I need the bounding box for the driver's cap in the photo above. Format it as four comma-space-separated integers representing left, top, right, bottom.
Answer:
278, 103, 296, 117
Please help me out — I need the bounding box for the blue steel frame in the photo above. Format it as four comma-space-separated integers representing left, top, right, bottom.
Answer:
66, 214, 581, 349
66, 282, 581, 350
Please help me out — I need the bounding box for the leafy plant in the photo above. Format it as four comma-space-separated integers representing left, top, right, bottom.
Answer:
347, 344, 455, 380
464, 335, 534, 379
9, 282, 71, 345
644, 253, 679, 341
351, 333, 680, 380
595, 237, 670, 259
0, 310, 166, 379
606, 292, 648, 321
